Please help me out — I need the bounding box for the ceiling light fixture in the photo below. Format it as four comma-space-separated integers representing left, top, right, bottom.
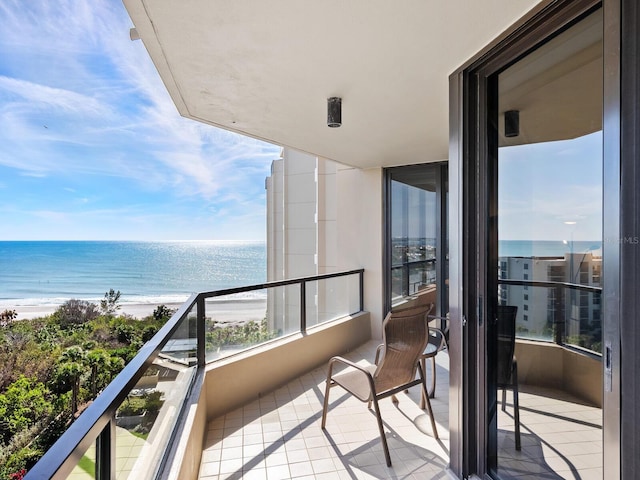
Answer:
504, 110, 519, 137
327, 97, 342, 128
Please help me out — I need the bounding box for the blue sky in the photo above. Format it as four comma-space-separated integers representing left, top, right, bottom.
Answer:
0, 1, 281, 241
499, 131, 602, 242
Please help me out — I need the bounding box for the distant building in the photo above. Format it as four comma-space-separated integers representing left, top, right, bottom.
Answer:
265, 148, 342, 334
499, 253, 601, 342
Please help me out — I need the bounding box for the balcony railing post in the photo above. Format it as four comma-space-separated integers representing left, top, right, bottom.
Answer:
359, 270, 364, 312
197, 295, 206, 367
554, 284, 564, 344
300, 281, 307, 333
95, 417, 115, 480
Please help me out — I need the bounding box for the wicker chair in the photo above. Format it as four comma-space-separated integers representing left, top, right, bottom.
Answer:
321, 304, 439, 466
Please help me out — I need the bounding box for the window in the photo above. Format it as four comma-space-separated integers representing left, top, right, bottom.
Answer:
385, 164, 448, 314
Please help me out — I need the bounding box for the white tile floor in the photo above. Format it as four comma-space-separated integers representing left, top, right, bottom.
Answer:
497, 385, 602, 480
199, 340, 450, 480
198, 340, 603, 480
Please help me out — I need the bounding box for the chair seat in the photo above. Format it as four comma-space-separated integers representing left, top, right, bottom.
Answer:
332, 365, 377, 402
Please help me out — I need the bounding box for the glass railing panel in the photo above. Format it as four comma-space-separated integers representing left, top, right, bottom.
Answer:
305, 273, 360, 328
499, 283, 555, 342
113, 311, 197, 480
66, 443, 95, 479
500, 281, 602, 354
407, 260, 436, 296
205, 288, 285, 361
564, 288, 602, 354
391, 265, 405, 299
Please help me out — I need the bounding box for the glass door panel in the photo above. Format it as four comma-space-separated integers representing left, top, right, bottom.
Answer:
387, 164, 448, 316
490, 8, 603, 479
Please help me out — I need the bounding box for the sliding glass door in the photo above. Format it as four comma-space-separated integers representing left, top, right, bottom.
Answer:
490, 9, 604, 478
448, 1, 622, 478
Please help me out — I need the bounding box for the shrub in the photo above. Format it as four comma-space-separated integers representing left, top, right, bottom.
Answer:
53, 300, 99, 328
152, 305, 175, 323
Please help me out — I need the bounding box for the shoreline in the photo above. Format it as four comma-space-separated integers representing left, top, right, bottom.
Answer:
7, 297, 268, 323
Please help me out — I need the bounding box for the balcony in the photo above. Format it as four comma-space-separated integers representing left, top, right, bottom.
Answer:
194, 344, 601, 480
25, 271, 603, 480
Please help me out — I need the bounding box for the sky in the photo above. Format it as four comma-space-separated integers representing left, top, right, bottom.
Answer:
499, 131, 602, 242
0, 1, 281, 241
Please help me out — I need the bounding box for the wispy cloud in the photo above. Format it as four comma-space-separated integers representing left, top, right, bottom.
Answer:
0, 0, 281, 240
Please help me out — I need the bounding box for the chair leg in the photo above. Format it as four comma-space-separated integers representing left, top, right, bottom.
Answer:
371, 396, 392, 467
513, 363, 521, 451
501, 386, 507, 412
420, 358, 427, 409
429, 356, 437, 398
418, 362, 439, 439
321, 372, 333, 429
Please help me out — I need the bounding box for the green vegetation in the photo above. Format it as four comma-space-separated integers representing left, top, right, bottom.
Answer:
0, 295, 274, 478
0, 292, 170, 479
206, 318, 276, 350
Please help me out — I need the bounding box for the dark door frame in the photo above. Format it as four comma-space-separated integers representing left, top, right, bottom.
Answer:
447, 0, 629, 478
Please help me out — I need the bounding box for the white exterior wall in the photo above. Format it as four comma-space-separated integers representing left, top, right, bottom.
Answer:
265, 148, 384, 339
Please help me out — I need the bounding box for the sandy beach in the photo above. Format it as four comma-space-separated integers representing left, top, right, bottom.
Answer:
10, 297, 268, 324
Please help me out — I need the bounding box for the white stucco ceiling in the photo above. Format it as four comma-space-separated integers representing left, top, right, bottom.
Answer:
123, 0, 543, 169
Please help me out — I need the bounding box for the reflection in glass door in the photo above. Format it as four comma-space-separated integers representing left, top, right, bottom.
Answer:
385, 164, 448, 317
490, 9, 603, 479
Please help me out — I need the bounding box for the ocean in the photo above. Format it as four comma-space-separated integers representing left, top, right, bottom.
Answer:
0, 241, 267, 310
0, 239, 602, 313
499, 240, 602, 258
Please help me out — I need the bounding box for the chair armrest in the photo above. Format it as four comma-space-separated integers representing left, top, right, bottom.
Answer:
374, 344, 384, 365
428, 327, 447, 350
427, 314, 449, 325
326, 356, 377, 396
328, 356, 373, 375
428, 314, 450, 349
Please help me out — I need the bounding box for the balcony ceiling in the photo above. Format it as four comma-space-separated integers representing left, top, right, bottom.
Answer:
123, 0, 542, 169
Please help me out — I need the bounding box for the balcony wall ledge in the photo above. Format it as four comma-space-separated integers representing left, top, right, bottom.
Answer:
204, 311, 371, 421
515, 338, 602, 407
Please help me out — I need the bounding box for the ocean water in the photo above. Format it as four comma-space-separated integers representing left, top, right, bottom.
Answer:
0, 241, 267, 309
499, 240, 602, 258
0, 239, 602, 311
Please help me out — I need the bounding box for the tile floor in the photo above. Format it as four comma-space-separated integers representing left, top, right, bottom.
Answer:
497, 385, 602, 480
199, 340, 450, 480
198, 339, 603, 480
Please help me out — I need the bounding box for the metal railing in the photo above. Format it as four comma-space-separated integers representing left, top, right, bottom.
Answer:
391, 258, 436, 297
499, 278, 602, 354
25, 269, 364, 480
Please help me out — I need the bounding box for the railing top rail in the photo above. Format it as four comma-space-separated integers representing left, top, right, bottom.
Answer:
499, 278, 602, 293
390, 258, 436, 268
198, 268, 365, 298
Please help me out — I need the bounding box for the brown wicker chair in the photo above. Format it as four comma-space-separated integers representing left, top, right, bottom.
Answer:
321, 304, 439, 466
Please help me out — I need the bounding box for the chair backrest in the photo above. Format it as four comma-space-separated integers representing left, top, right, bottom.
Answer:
496, 305, 518, 387
374, 304, 433, 393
